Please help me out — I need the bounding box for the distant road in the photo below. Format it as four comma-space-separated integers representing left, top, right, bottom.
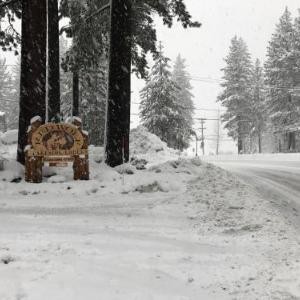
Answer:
204, 154, 300, 226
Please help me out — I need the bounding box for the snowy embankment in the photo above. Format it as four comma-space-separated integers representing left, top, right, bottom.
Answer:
0, 127, 299, 299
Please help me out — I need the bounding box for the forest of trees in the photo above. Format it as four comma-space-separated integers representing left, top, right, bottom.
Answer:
219, 8, 300, 153
0, 0, 200, 166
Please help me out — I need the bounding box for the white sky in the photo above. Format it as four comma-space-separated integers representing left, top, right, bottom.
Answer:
131, 0, 300, 154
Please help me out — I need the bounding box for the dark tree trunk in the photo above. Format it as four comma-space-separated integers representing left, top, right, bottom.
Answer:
105, 0, 131, 167
237, 137, 243, 154
72, 71, 79, 117
17, 0, 47, 164
237, 117, 243, 154
288, 132, 296, 151
48, 0, 60, 121
258, 131, 262, 153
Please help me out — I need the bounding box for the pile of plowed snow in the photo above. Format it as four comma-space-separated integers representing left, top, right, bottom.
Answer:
130, 126, 180, 165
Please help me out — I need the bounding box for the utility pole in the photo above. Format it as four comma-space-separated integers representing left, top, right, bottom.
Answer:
199, 118, 206, 156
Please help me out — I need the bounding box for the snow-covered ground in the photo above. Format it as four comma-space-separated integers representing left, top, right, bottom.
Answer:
0, 128, 300, 299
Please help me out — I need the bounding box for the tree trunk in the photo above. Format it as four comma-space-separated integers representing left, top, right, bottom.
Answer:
238, 137, 243, 154
17, 0, 47, 164
72, 71, 79, 117
237, 117, 243, 154
288, 132, 296, 151
48, 0, 60, 121
258, 131, 262, 153
105, 0, 131, 167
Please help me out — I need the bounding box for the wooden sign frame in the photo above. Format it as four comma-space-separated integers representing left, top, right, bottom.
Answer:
25, 116, 89, 183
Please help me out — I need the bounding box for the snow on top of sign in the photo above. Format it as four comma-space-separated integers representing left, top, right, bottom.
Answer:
73, 116, 82, 123
24, 145, 32, 152
30, 116, 42, 124
0, 111, 5, 117
65, 117, 73, 124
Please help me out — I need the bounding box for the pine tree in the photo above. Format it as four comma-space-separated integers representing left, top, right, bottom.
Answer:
80, 60, 107, 146
17, 0, 47, 164
105, 0, 131, 166
250, 59, 266, 153
264, 7, 300, 150
218, 36, 253, 153
171, 54, 194, 149
293, 10, 300, 106
139, 43, 184, 148
48, 0, 60, 121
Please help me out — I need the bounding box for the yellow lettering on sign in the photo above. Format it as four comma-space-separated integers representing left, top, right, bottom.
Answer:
31, 123, 84, 153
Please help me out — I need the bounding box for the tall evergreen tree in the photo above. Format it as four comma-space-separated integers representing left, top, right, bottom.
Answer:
17, 0, 47, 164
264, 7, 300, 150
292, 10, 300, 110
250, 59, 266, 153
139, 43, 184, 147
105, 0, 131, 166
80, 60, 107, 146
48, 0, 60, 121
171, 54, 194, 149
218, 36, 253, 153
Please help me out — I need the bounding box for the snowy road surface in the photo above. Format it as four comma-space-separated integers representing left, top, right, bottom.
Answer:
205, 155, 300, 227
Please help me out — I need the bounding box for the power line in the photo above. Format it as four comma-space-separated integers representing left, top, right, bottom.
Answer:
131, 101, 226, 112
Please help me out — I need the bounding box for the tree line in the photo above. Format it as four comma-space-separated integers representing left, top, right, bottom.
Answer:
219, 7, 300, 153
0, 0, 200, 166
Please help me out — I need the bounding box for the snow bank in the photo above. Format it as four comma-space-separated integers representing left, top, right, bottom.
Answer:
0, 129, 18, 145
130, 126, 169, 154
130, 126, 180, 165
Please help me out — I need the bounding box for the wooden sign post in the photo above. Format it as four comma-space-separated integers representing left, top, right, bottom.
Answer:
25, 116, 89, 183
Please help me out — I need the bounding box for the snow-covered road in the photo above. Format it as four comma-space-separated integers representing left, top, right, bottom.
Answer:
206, 155, 300, 228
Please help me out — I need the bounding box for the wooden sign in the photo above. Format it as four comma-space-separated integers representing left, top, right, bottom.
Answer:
25, 116, 89, 183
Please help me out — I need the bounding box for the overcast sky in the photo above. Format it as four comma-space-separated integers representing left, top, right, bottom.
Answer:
131, 0, 300, 153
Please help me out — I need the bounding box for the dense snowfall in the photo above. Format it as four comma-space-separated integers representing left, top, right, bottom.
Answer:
0, 127, 299, 299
